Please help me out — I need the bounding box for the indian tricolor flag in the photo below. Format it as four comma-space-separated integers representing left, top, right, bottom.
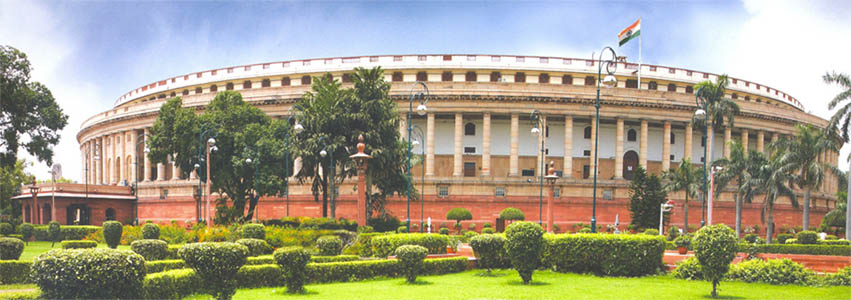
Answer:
618, 19, 641, 47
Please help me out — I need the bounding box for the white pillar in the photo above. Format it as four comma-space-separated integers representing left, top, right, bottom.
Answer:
640, 120, 648, 169
685, 122, 693, 161
143, 128, 152, 181
662, 121, 671, 171
757, 131, 765, 153
615, 118, 624, 178
563, 116, 573, 178
509, 114, 519, 176
453, 113, 463, 177
426, 113, 435, 177
589, 115, 597, 177
482, 113, 491, 177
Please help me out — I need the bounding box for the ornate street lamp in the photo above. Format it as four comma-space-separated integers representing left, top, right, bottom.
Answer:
349, 135, 372, 228
410, 125, 426, 232
530, 110, 547, 225
194, 127, 217, 225
28, 180, 39, 224
591, 46, 618, 233
244, 148, 261, 221
84, 143, 100, 205
694, 87, 708, 228
406, 82, 429, 232
318, 136, 336, 218
545, 161, 559, 232
133, 134, 150, 225
284, 107, 304, 217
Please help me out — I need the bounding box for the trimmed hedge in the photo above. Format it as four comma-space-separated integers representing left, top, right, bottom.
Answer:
396, 245, 428, 283
241, 223, 266, 240
505, 222, 544, 284
167, 244, 182, 259
20, 223, 33, 244
0, 237, 25, 260
142, 268, 202, 300
818, 240, 851, 246
132, 239, 169, 260
146, 259, 187, 274
31, 225, 100, 241
371, 233, 449, 258
274, 247, 311, 293
306, 256, 467, 283
0, 223, 12, 236
823, 266, 851, 286
671, 257, 702, 280
31, 248, 146, 299
310, 255, 359, 263
796, 231, 818, 244
143, 254, 362, 274
103, 221, 122, 248
0, 260, 31, 284
142, 223, 160, 240
469, 234, 510, 271
60, 240, 97, 249
727, 258, 815, 285
179, 242, 249, 299
543, 233, 666, 277
776, 233, 794, 244
353, 232, 387, 257
316, 235, 343, 256
236, 238, 273, 257
738, 243, 851, 256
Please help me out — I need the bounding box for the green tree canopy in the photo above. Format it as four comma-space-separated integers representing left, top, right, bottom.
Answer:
0, 159, 34, 219
445, 208, 473, 225
662, 158, 701, 231
0, 45, 68, 168
629, 166, 668, 230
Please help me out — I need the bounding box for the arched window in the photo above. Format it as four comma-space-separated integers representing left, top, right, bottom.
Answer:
464, 123, 476, 136
670, 132, 676, 144
627, 129, 637, 141
105, 208, 116, 221
490, 72, 501, 82
584, 126, 592, 139
243, 81, 252, 89
539, 73, 549, 84
667, 83, 676, 92
392, 72, 403, 82
584, 76, 595, 86
342, 73, 353, 83
195, 87, 202, 94
442, 72, 452, 82
182, 89, 189, 96
301, 75, 311, 85
685, 86, 694, 94
261, 79, 270, 87
169, 92, 176, 98
562, 74, 573, 85
732, 93, 738, 99
648, 81, 658, 90
515, 72, 526, 83
210, 84, 217, 92
465, 71, 476, 82
226, 82, 234, 90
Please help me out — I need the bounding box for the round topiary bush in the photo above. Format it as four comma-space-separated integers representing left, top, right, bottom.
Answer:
439, 228, 450, 235
463, 230, 479, 242
397, 226, 408, 233
743, 233, 759, 243
20, 223, 33, 245
483, 222, 492, 228
469, 233, 508, 273
504, 221, 544, 284
0, 237, 25, 260
0, 223, 12, 236
48, 221, 60, 246
693, 224, 738, 298
395, 244, 428, 283
236, 238, 273, 256
316, 235, 343, 256
241, 223, 266, 240
578, 227, 592, 233
103, 221, 123, 249
499, 207, 525, 221
482, 228, 495, 234
796, 230, 818, 244
31, 248, 145, 299
776, 233, 794, 244
672, 257, 703, 280
61, 240, 97, 249
643, 228, 659, 235
274, 246, 311, 294
142, 223, 160, 240
179, 242, 249, 300
446, 208, 473, 228
131, 239, 168, 260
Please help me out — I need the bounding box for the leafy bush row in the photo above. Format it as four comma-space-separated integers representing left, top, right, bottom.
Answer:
542, 233, 667, 277
32, 225, 100, 241
60, 240, 97, 249
0, 260, 31, 284
673, 257, 850, 287
31, 248, 146, 299
738, 243, 851, 256
143, 254, 361, 274
371, 233, 448, 258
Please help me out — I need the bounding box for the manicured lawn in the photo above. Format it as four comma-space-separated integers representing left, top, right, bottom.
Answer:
196, 270, 851, 300
17, 241, 130, 261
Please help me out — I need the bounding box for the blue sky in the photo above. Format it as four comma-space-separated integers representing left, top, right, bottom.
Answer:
1, 0, 849, 181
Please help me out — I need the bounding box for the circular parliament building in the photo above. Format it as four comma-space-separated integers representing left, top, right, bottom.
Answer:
76, 54, 840, 231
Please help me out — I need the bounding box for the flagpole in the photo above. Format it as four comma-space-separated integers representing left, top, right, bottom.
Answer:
638, 19, 642, 89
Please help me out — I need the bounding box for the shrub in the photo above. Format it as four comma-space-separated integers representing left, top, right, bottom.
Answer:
167, 244, 182, 259
20, 223, 33, 244
331, 229, 358, 248
469, 233, 509, 272
352, 232, 387, 257
309, 255, 359, 263
826, 234, 839, 240
0, 260, 31, 284
395, 245, 428, 283
368, 215, 401, 233
306, 256, 467, 283
785, 238, 798, 244
316, 235, 343, 256
463, 230, 479, 242
145, 259, 186, 273
504, 221, 544, 284
499, 207, 525, 221
796, 230, 818, 244
483, 222, 492, 228
446, 208, 473, 228
439, 228, 449, 235
744, 233, 759, 243
818, 239, 851, 246
142, 268, 203, 299
103, 221, 122, 248
823, 266, 851, 286
240, 223, 265, 240
674, 235, 691, 248
672, 257, 703, 280
543, 233, 666, 277
776, 233, 794, 244
47, 221, 60, 246
578, 227, 592, 233
131, 239, 169, 260
643, 228, 659, 235
693, 224, 738, 297
60, 240, 97, 249
727, 258, 815, 285
482, 228, 495, 234
667, 225, 680, 241
179, 242, 249, 299
358, 225, 374, 233
142, 223, 160, 240
236, 264, 285, 288
0, 237, 25, 260
371, 233, 449, 258
236, 238, 273, 256
397, 226, 408, 233
274, 246, 311, 293
739, 243, 851, 256
0, 223, 12, 236
468, 223, 476, 231
31, 248, 145, 299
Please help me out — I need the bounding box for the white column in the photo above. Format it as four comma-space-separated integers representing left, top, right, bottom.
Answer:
98, 136, 105, 185
741, 129, 749, 156
662, 121, 671, 171
615, 118, 624, 178
509, 114, 519, 176
129, 131, 137, 183
589, 115, 597, 177
537, 115, 547, 177
757, 131, 765, 153
563, 116, 573, 178
482, 113, 491, 177
171, 154, 181, 180
640, 120, 648, 169
724, 127, 732, 158
399, 113, 408, 139
156, 161, 165, 181
426, 113, 435, 177
453, 113, 463, 177
143, 128, 152, 181
685, 122, 693, 161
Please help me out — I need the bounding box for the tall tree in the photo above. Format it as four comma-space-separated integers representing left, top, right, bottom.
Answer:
0, 45, 68, 168
662, 158, 701, 231
147, 93, 286, 223
823, 71, 851, 240
0, 159, 33, 219
745, 148, 797, 243
712, 141, 762, 237
629, 166, 668, 229
773, 124, 837, 230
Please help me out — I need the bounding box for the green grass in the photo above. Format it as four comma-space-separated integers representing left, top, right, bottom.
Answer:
17, 241, 130, 261
188, 270, 851, 300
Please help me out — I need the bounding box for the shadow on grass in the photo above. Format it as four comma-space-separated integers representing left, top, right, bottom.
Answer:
271, 289, 319, 297
475, 271, 508, 277
700, 295, 745, 300
505, 280, 551, 286
397, 279, 433, 286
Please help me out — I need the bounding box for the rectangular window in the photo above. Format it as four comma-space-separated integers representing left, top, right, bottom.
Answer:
244, 66, 251, 71
516, 56, 525, 62
212, 70, 218, 75
649, 66, 657, 72
521, 169, 535, 177
464, 162, 476, 177
515, 72, 526, 83
670, 154, 676, 161
495, 187, 506, 197
443, 55, 452, 61
442, 72, 452, 82
583, 165, 590, 179
416, 72, 427, 82
467, 55, 476, 61
438, 186, 449, 197
464, 147, 476, 154
563, 58, 571, 65
418, 55, 427, 61
686, 70, 693, 76
283, 62, 290, 68
491, 56, 500, 62
583, 150, 591, 156
490, 72, 501, 82
626, 79, 638, 89
669, 68, 676, 74
393, 56, 402, 62
539, 57, 548, 63
553, 187, 560, 198
370, 56, 379, 62
392, 72, 403, 82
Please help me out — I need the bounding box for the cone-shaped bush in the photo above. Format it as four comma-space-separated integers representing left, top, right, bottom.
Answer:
142, 223, 160, 240
103, 221, 123, 249
274, 246, 311, 294
396, 245, 428, 283
179, 242, 248, 300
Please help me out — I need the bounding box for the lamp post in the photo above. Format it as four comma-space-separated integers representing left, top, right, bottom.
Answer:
194, 127, 217, 225
410, 125, 426, 232
84, 143, 100, 205
133, 134, 150, 225
244, 153, 260, 221
406, 82, 429, 232
708, 165, 723, 226
694, 87, 708, 228
318, 136, 336, 219
530, 110, 547, 225
591, 46, 619, 233
284, 109, 304, 217
349, 135, 372, 228
660, 200, 676, 235
545, 161, 559, 232
28, 180, 39, 224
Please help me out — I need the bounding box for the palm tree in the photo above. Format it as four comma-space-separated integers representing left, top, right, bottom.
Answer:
662, 158, 701, 231
712, 141, 750, 237
823, 71, 851, 240
745, 148, 797, 244
773, 124, 835, 230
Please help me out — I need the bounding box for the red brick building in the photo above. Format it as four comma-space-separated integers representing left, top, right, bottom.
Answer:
14, 183, 135, 226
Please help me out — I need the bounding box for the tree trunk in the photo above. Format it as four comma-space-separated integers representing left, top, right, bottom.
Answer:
684, 194, 689, 232
712, 280, 718, 298
246, 194, 257, 220
766, 202, 775, 244
847, 164, 851, 241
735, 193, 742, 238
322, 173, 328, 218
802, 188, 810, 231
